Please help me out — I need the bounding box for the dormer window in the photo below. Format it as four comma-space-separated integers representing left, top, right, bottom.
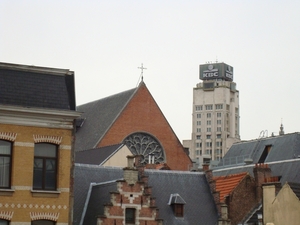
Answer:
168, 193, 186, 217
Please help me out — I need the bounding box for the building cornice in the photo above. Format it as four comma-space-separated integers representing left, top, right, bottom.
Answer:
0, 105, 81, 129
0, 62, 73, 76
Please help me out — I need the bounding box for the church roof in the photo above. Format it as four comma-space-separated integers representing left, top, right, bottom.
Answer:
75, 87, 137, 151
74, 164, 218, 225
218, 132, 300, 167
213, 172, 248, 202
0, 62, 76, 110
75, 143, 124, 165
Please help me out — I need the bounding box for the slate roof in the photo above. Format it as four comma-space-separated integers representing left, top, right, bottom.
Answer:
213, 172, 248, 202
74, 164, 218, 225
75, 87, 137, 151
288, 182, 300, 199
218, 133, 300, 167
74, 164, 123, 225
75, 143, 124, 165
213, 159, 300, 186
0, 62, 76, 110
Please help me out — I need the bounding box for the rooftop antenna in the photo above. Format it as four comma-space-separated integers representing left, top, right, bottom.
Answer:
136, 63, 147, 86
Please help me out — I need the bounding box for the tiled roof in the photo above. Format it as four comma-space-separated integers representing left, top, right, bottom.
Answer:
73, 164, 123, 225
74, 165, 218, 225
213, 172, 248, 202
0, 62, 76, 110
75, 143, 124, 165
75, 87, 137, 151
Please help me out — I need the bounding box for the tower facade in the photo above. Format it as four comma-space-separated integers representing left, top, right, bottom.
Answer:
189, 62, 240, 165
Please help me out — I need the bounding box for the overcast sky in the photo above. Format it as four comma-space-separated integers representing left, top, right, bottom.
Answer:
1, 1, 300, 142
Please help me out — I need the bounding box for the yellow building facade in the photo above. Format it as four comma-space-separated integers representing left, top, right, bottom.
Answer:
0, 62, 80, 225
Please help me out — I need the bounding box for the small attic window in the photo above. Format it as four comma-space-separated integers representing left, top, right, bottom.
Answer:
168, 193, 186, 217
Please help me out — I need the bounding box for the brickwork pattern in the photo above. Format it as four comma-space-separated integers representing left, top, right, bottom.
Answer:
98, 168, 161, 225
0, 124, 73, 224
97, 84, 192, 171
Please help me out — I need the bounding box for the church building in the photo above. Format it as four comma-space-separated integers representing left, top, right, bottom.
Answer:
75, 81, 192, 171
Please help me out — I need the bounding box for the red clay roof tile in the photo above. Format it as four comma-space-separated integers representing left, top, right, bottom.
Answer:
213, 172, 248, 202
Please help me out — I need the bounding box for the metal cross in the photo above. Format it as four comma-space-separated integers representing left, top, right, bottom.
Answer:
138, 63, 147, 81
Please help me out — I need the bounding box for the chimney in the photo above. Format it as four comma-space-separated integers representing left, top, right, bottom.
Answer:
253, 163, 272, 201
123, 155, 139, 185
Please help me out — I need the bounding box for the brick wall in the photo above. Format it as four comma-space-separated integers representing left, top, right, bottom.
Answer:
97, 83, 192, 171
0, 124, 74, 224
225, 175, 256, 225
97, 166, 161, 225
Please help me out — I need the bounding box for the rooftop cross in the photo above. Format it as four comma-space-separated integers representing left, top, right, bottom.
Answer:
138, 63, 147, 81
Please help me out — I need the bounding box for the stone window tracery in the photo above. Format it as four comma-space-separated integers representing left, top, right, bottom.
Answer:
123, 133, 165, 165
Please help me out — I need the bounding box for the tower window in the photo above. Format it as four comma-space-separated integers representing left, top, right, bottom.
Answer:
205, 105, 213, 110
215, 104, 223, 110
195, 105, 203, 111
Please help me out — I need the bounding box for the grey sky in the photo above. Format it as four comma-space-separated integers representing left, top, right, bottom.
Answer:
1, 1, 300, 142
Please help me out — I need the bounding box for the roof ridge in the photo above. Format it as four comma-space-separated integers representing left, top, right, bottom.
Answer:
77, 87, 137, 108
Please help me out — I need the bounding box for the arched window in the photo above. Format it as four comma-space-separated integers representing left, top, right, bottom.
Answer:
123, 132, 165, 165
33, 143, 57, 190
32, 220, 55, 225
0, 140, 12, 188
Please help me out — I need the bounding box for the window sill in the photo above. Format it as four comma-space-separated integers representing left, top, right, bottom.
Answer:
0, 188, 15, 196
31, 189, 61, 198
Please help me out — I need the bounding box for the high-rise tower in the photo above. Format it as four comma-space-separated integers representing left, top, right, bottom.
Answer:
186, 62, 240, 166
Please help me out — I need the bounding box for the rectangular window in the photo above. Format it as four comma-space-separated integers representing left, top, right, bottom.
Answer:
32, 220, 55, 225
196, 135, 201, 139
33, 143, 58, 190
195, 105, 203, 111
197, 128, 201, 133
217, 120, 221, 125
207, 113, 211, 118
205, 105, 213, 110
216, 142, 222, 147
207, 120, 211, 125
217, 127, 222, 132
206, 135, 211, 139
217, 134, 221, 139
196, 150, 200, 155
217, 112, 221, 117
196, 142, 201, 148
215, 104, 223, 110
125, 208, 136, 224
0, 140, 12, 188
196, 113, 201, 118
206, 142, 212, 147
207, 127, 211, 132
197, 121, 201, 126
173, 204, 184, 217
